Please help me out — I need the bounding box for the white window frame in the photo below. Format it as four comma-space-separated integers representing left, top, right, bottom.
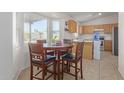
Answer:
51, 20, 61, 41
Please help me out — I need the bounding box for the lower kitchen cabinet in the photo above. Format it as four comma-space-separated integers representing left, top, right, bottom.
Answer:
104, 40, 112, 51
72, 41, 93, 60
83, 42, 93, 60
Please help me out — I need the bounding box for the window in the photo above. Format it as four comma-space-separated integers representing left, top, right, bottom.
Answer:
24, 22, 30, 43
31, 20, 47, 42
52, 20, 60, 42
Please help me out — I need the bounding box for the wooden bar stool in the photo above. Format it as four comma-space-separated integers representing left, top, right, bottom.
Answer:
62, 42, 84, 80
37, 40, 55, 56
29, 43, 56, 80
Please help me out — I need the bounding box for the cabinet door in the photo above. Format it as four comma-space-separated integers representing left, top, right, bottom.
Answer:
109, 24, 113, 33
83, 25, 93, 34
113, 23, 118, 27
68, 20, 77, 33
80, 26, 85, 34
94, 25, 103, 29
104, 40, 112, 51
78, 26, 83, 34
109, 23, 118, 33
111, 23, 118, 28
88, 25, 93, 34
72, 21, 77, 33
68, 20, 73, 32
103, 24, 111, 34
83, 42, 93, 59
83, 26, 88, 34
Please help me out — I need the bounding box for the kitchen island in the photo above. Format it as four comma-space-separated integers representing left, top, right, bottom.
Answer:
83, 40, 93, 60
73, 39, 93, 60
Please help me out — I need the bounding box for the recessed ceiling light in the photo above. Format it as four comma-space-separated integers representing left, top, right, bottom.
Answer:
98, 13, 102, 16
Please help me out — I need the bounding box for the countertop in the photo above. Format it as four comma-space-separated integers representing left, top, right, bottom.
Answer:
73, 39, 93, 43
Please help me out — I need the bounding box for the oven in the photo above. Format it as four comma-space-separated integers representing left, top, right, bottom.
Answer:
99, 37, 104, 51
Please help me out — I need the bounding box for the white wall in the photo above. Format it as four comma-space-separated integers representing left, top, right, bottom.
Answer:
0, 13, 13, 79
63, 31, 75, 39
0, 12, 28, 79
13, 13, 28, 79
118, 12, 124, 78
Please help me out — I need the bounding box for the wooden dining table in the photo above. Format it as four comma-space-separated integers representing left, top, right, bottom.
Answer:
43, 43, 73, 79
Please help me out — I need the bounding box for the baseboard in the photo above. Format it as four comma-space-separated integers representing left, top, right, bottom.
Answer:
12, 65, 29, 80
118, 67, 124, 79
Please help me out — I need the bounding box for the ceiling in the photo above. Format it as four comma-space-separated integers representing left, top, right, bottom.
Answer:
24, 12, 67, 23
24, 12, 118, 23
62, 12, 118, 23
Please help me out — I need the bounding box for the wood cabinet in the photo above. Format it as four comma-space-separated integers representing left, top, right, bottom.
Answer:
102, 23, 118, 34
113, 23, 118, 27
104, 40, 112, 51
73, 41, 93, 60
79, 26, 83, 34
83, 42, 93, 60
82, 25, 94, 34
78, 26, 82, 34
79, 23, 118, 35
103, 24, 112, 34
68, 20, 77, 33
94, 24, 103, 29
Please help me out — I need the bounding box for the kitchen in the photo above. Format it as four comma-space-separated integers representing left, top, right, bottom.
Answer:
64, 12, 118, 60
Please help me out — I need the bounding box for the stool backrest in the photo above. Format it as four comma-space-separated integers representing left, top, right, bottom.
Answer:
75, 42, 84, 60
29, 43, 45, 64
37, 40, 46, 43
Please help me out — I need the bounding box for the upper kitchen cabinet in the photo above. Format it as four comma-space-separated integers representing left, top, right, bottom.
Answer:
67, 20, 77, 33
94, 25, 103, 29
78, 25, 82, 34
103, 24, 112, 34
78, 26, 83, 34
81, 25, 94, 34
79, 23, 118, 35
103, 23, 118, 34
111, 23, 118, 28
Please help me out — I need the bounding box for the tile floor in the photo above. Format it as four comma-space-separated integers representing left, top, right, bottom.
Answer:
18, 51, 123, 80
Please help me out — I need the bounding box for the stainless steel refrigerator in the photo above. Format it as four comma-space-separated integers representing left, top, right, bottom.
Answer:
112, 27, 118, 56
